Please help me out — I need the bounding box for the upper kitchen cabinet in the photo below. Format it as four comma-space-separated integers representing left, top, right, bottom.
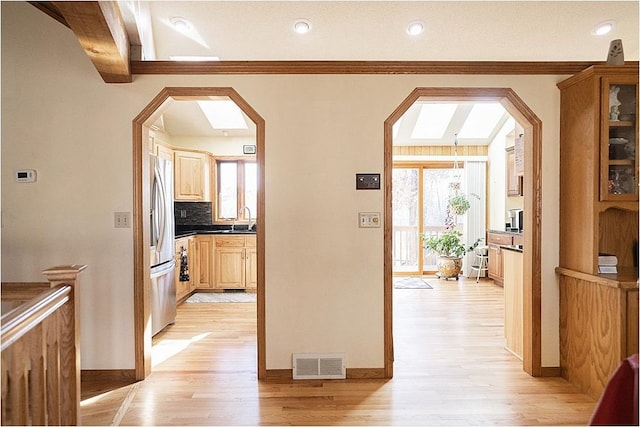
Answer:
174, 149, 211, 201
558, 65, 639, 275
156, 143, 174, 163
506, 146, 522, 197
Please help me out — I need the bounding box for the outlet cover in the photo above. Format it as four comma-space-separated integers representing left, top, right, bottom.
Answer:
114, 212, 131, 228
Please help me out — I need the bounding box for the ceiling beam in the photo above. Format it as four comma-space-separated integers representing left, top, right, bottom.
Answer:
53, 1, 131, 83
29, 2, 69, 27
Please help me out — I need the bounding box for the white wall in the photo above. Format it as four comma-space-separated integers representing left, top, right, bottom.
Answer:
1, 2, 564, 369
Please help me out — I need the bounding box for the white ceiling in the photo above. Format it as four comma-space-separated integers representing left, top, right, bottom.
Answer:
132, 1, 639, 144
121, 1, 639, 62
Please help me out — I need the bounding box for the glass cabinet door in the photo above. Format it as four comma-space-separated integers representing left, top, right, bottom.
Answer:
601, 77, 638, 201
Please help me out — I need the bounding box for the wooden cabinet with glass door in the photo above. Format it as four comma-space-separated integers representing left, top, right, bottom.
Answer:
558, 65, 638, 277
557, 65, 639, 399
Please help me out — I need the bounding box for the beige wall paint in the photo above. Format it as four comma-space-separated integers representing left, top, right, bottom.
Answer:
2, 2, 563, 369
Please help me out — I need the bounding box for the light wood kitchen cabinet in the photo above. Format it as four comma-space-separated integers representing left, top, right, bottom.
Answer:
174, 236, 196, 301
506, 146, 522, 197
195, 235, 214, 288
487, 231, 514, 286
214, 235, 257, 290
156, 143, 174, 162
245, 236, 257, 289
174, 150, 210, 201
503, 248, 523, 360
557, 65, 639, 400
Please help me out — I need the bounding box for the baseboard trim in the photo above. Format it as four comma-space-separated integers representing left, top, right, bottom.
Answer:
81, 369, 137, 383
540, 367, 562, 377
346, 368, 386, 379
263, 367, 386, 382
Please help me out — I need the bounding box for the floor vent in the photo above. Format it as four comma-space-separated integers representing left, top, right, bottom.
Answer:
292, 353, 346, 379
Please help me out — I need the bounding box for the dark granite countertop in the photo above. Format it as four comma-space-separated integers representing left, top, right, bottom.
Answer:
488, 229, 524, 236
501, 244, 524, 253
175, 225, 256, 239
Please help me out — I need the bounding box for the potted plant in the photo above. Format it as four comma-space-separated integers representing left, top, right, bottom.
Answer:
422, 229, 482, 279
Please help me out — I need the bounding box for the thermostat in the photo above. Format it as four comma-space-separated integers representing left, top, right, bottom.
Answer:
16, 169, 37, 183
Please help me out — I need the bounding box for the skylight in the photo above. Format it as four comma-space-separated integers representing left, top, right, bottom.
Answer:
197, 100, 248, 130
457, 103, 506, 139
411, 104, 457, 139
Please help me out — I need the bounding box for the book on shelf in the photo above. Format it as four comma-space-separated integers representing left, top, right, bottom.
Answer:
598, 265, 618, 274
598, 253, 618, 266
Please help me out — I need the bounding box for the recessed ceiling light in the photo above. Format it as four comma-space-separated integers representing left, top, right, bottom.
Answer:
293, 19, 312, 34
407, 21, 425, 36
170, 16, 191, 33
592, 20, 615, 36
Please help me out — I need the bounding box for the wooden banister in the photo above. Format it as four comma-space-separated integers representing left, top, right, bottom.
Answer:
1, 264, 86, 426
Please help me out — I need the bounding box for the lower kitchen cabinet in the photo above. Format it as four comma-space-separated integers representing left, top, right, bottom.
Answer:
214, 235, 257, 290
245, 237, 257, 289
487, 231, 512, 286
196, 235, 214, 289
503, 248, 523, 359
174, 236, 197, 301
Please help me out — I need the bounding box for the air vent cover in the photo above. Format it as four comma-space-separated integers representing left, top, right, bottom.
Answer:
292, 353, 346, 379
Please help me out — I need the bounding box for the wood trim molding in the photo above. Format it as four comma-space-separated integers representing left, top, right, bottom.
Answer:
81, 369, 137, 383
263, 368, 386, 381
132, 87, 266, 381
131, 60, 638, 76
540, 367, 562, 377
384, 87, 543, 378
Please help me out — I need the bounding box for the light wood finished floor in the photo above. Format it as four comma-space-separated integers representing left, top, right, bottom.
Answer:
80, 278, 596, 426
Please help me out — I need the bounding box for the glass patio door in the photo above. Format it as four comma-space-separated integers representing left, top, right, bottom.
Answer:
392, 168, 420, 273
393, 164, 460, 275
422, 168, 460, 271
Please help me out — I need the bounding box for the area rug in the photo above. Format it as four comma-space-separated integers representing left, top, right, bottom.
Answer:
185, 292, 256, 303
393, 277, 433, 289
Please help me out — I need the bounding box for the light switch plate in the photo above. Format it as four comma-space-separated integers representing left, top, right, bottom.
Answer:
356, 173, 380, 190
114, 212, 131, 228
359, 212, 381, 228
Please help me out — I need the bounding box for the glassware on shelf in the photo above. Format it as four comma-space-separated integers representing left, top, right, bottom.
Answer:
608, 167, 635, 195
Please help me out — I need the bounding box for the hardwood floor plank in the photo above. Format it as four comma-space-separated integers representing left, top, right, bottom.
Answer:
81, 278, 596, 425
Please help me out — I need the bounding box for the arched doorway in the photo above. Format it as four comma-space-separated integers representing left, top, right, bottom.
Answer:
132, 87, 266, 380
383, 88, 543, 377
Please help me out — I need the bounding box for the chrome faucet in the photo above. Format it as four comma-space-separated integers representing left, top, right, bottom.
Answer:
240, 206, 253, 231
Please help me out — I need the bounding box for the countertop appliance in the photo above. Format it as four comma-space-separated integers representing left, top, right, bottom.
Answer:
150, 155, 176, 336
508, 209, 524, 232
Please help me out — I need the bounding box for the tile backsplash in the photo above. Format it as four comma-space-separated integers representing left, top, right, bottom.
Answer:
174, 202, 212, 225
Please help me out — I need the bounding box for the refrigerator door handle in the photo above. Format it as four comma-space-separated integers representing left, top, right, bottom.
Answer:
155, 162, 167, 253
150, 259, 176, 278
151, 174, 160, 248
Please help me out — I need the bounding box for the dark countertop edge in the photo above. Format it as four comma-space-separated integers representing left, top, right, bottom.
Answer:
488, 229, 524, 236
175, 230, 256, 239
501, 244, 524, 253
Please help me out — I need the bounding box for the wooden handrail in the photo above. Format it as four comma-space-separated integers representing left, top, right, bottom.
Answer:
1, 286, 71, 351
1, 264, 86, 426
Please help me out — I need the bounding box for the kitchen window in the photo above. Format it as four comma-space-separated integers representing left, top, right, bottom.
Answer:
216, 160, 257, 223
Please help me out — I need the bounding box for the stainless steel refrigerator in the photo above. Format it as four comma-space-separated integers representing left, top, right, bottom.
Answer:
150, 155, 176, 336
